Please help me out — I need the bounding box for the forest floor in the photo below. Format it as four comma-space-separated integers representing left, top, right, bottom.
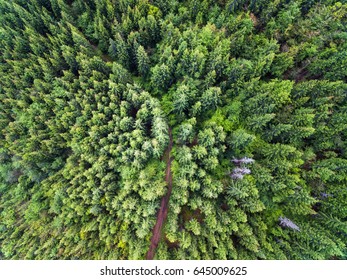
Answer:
146, 128, 173, 260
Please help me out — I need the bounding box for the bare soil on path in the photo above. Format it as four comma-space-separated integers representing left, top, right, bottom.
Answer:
146, 128, 173, 260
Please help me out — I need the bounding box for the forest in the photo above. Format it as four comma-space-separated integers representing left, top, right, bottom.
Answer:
0, 0, 346, 260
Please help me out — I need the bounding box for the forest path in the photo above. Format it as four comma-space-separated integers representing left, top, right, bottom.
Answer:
146, 128, 173, 260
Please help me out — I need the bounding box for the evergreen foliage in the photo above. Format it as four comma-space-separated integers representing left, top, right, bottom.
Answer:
0, 0, 346, 260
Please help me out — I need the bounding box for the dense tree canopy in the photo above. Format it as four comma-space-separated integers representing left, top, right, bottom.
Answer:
0, 0, 347, 260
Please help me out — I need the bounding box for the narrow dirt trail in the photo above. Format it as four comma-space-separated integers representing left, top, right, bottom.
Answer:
146, 128, 173, 260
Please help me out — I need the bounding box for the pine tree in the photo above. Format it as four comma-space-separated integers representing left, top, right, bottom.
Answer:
136, 45, 150, 77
